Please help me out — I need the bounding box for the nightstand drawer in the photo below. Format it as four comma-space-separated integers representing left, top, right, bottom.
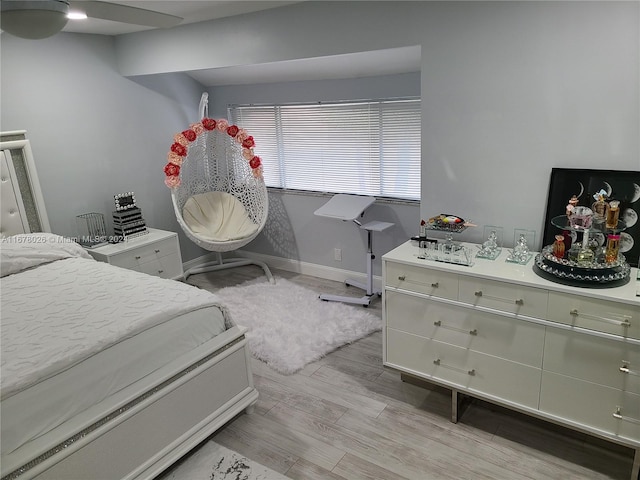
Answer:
385, 262, 458, 300
458, 277, 548, 318
385, 291, 544, 367
547, 292, 638, 339
138, 254, 183, 280
386, 329, 541, 409
86, 229, 184, 280
108, 237, 178, 267
543, 329, 640, 395
540, 372, 640, 443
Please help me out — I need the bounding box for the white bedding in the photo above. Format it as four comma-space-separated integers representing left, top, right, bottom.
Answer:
0, 234, 230, 458
1, 236, 226, 398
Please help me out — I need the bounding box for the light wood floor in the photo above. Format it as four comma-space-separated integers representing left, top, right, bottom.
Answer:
187, 265, 636, 480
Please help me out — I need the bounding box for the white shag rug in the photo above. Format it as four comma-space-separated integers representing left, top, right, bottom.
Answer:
214, 277, 381, 375
158, 441, 287, 480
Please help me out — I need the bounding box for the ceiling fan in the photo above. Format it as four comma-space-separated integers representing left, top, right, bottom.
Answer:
1, 0, 183, 39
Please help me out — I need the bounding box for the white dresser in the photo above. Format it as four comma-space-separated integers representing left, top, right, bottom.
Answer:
383, 241, 640, 479
85, 228, 184, 280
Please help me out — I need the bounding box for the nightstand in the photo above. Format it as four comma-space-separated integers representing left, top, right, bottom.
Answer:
85, 228, 184, 280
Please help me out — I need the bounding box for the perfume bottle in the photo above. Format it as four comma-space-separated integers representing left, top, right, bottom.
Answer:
553, 235, 565, 259
605, 234, 621, 264
577, 242, 594, 266
606, 200, 620, 229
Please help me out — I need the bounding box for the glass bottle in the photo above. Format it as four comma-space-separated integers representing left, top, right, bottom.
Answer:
577, 245, 594, 266
576, 230, 594, 266
553, 235, 565, 259
562, 230, 572, 252
606, 200, 620, 229
567, 243, 580, 263
605, 234, 621, 264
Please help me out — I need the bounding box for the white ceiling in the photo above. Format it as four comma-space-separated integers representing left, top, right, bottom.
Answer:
62, 1, 303, 36
59, 0, 420, 86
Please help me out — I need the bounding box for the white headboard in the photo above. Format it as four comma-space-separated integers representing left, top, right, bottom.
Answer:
0, 131, 51, 237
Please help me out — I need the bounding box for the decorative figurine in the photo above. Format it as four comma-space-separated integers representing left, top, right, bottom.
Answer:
513, 234, 529, 260
477, 230, 498, 257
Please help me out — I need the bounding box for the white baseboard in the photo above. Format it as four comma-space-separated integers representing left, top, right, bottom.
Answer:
183, 250, 383, 291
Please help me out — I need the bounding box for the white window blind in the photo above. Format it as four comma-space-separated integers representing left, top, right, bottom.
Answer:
229, 98, 420, 200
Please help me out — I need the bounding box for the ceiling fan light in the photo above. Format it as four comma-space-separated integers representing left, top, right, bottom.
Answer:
1, 0, 70, 39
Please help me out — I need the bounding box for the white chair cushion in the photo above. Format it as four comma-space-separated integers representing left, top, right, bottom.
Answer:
183, 191, 259, 242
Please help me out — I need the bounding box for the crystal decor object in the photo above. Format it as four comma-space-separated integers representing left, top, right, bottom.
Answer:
506, 229, 535, 265
476, 225, 503, 260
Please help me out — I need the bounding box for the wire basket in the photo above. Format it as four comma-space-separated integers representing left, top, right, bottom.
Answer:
76, 212, 107, 247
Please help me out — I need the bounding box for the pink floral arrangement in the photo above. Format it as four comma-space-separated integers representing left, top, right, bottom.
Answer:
163, 118, 263, 188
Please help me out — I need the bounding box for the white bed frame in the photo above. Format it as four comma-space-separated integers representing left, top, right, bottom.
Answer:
0, 131, 259, 480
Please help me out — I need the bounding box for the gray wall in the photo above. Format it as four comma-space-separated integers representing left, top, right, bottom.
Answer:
2, 1, 639, 279
116, 1, 639, 248
0, 33, 212, 262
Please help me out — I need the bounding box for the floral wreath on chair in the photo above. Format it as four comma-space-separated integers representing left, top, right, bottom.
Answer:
163, 118, 263, 188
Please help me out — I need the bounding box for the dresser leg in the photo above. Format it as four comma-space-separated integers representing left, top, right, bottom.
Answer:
631, 447, 639, 480
451, 389, 472, 424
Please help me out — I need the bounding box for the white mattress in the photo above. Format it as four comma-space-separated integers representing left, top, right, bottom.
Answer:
1, 239, 228, 459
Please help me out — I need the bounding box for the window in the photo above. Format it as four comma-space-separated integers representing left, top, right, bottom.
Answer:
229, 98, 421, 200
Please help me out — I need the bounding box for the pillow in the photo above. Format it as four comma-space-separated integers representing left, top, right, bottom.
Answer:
183, 191, 258, 242
1, 233, 94, 277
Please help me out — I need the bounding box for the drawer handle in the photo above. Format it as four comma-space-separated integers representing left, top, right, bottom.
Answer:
474, 290, 524, 306
569, 309, 631, 328
433, 358, 476, 376
398, 275, 406, 281
613, 406, 640, 425
431, 282, 439, 288
158, 270, 164, 274
619, 362, 639, 376
155, 249, 160, 253
135, 255, 141, 260
433, 320, 478, 336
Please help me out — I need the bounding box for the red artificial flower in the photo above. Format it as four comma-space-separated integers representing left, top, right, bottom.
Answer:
241, 136, 255, 149
170, 142, 187, 156
226, 125, 239, 137
181, 129, 197, 142
202, 118, 217, 130
249, 156, 262, 169
164, 162, 180, 177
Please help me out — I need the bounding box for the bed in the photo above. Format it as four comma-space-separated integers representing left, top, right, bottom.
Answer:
0, 132, 258, 480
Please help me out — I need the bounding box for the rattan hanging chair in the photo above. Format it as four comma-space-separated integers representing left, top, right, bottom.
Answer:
163, 93, 273, 282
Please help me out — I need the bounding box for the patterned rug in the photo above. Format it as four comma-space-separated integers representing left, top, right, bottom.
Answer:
158, 441, 288, 480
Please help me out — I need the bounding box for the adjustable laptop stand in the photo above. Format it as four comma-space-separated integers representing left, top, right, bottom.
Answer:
314, 194, 394, 307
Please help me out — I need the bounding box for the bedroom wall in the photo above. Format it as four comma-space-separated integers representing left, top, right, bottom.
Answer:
2, 1, 638, 282
116, 1, 639, 250
0, 32, 211, 262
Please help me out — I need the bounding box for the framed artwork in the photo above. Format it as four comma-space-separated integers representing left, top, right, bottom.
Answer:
542, 168, 640, 267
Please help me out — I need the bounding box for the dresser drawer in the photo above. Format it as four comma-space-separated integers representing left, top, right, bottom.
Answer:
540, 372, 640, 444
547, 292, 638, 339
138, 253, 183, 280
386, 291, 544, 367
385, 262, 458, 300
386, 329, 541, 409
108, 237, 178, 270
458, 277, 548, 318
543, 329, 640, 395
